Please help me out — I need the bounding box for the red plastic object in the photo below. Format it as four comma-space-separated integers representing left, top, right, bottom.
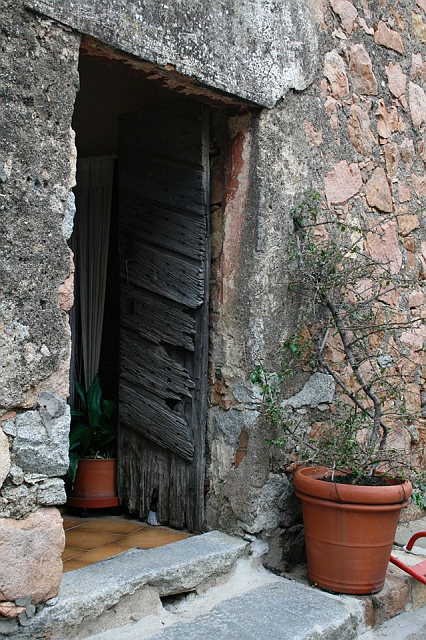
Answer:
390, 532, 426, 585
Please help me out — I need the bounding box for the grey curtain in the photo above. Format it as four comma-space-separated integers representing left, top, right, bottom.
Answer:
70, 156, 114, 395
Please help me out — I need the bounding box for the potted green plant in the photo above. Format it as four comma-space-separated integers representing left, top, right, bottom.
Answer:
252, 193, 422, 594
67, 374, 119, 509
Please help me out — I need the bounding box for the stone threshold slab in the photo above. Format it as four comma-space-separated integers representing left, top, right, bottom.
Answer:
133, 582, 358, 640
24, 531, 248, 638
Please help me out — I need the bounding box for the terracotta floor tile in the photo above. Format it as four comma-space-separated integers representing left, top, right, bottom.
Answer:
120, 528, 191, 549
61, 515, 195, 572
76, 543, 131, 564
62, 559, 92, 573
62, 517, 91, 530
79, 518, 146, 535
65, 528, 122, 550
62, 546, 84, 561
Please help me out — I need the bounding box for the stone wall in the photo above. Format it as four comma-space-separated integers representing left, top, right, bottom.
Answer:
2, 0, 426, 616
205, 0, 426, 571
0, 0, 320, 615
0, 0, 79, 615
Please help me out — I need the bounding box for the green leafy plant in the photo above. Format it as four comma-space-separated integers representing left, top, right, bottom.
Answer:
411, 472, 426, 509
252, 192, 423, 483
68, 374, 118, 484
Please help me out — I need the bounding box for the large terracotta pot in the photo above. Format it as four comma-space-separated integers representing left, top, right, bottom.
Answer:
294, 466, 412, 594
67, 458, 119, 509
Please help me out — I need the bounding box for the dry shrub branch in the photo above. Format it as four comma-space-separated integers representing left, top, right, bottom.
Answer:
253, 193, 425, 482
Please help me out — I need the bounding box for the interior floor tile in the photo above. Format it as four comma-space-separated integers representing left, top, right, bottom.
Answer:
119, 528, 191, 549
76, 543, 131, 563
62, 546, 85, 561
65, 528, 122, 550
78, 518, 147, 535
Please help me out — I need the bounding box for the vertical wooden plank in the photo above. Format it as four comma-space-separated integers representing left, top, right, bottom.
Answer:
188, 105, 210, 531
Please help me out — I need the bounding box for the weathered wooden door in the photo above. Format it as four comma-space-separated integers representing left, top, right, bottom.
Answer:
117, 100, 209, 532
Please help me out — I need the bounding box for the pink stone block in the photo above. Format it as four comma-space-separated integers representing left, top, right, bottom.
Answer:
0, 508, 65, 604
366, 221, 402, 275
374, 20, 405, 54
365, 167, 393, 213
324, 160, 362, 206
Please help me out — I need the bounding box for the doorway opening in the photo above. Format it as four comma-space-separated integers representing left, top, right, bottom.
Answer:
70, 44, 213, 533
70, 51, 182, 401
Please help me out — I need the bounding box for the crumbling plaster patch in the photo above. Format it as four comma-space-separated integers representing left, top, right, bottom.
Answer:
229, 473, 295, 535
209, 437, 235, 495
243, 98, 313, 372
281, 373, 335, 410
1, 2, 80, 409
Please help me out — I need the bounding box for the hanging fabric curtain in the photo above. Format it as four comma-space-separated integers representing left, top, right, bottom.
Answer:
71, 155, 114, 391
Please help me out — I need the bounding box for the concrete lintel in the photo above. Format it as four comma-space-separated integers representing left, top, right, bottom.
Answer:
25, 0, 318, 108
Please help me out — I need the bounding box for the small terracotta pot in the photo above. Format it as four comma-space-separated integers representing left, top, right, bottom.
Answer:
294, 466, 412, 594
67, 458, 119, 508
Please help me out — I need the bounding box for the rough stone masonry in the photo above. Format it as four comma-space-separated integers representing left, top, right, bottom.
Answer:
0, 0, 317, 622
206, 0, 426, 573
1, 0, 426, 627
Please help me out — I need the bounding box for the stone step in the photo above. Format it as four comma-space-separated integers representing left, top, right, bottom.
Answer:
280, 563, 423, 631
125, 582, 359, 640
84, 564, 426, 640
6, 519, 426, 639
77, 518, 426, 640
16, 531, 248, 639
84, 552, 362, 640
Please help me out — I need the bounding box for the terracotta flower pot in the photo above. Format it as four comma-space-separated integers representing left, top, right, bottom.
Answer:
67, 458, 119, 509
294, 466, 412, 594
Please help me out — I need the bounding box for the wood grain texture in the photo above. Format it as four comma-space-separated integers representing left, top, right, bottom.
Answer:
119, 194, 206, 260
118, 425, 192, 529
119, 240, 204, 307
120, 382, 194, 460
120, 285, 195, 351
121, 332, 195, 401
118, 99, 209, 531
120, 148, 206, 216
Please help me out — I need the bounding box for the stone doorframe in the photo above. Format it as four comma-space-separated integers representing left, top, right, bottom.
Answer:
1, 0, 318, 618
